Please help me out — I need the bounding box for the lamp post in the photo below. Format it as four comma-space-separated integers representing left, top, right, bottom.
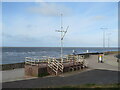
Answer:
107, 32, 111, 48
100, 28, 107, 49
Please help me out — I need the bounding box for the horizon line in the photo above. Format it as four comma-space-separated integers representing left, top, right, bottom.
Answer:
1, 46, 118, 48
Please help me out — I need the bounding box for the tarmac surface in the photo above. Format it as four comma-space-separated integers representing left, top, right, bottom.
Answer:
2, 54, 120, 88
2, 69, 119, 88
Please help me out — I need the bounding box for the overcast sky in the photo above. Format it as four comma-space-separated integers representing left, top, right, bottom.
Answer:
2, 2, 118, 47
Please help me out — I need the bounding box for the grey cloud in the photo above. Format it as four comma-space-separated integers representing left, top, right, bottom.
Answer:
3, 33, 40, 42
28, 3, 71, 16
3, 34, 60, 47
3, 33, 59, 44
3, 33, 13, 38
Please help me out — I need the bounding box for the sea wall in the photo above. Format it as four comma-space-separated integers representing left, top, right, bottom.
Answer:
1, 54, 89, 71
1, 62, 25, 71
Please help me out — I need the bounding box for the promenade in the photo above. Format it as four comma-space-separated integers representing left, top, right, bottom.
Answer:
2, 54, 119, 88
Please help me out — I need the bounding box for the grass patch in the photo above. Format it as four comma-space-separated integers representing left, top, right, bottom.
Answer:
53, 83, 120, 88
2, 84, 119, 90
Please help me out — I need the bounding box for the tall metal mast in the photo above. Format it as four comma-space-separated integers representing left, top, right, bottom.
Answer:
56, 14, 69, 63
100, 28, 107, 48
107, 32, 111, 48
60, 14, 63, 63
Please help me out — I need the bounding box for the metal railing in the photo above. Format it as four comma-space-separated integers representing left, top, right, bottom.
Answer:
48, 58, 64, 75
25, 55, 88, 75
25, 56, 48, 65
25, 55, 87, 66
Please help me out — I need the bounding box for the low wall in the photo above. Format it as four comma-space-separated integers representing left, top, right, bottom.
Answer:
25, 65, 48, 77
25, 60, 86, 77
1, 62, 25, 71
1, 53, 92, 71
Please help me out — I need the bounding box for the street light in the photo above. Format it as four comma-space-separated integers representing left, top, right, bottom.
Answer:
107, 32, 111, 48
100, 28, 108, 48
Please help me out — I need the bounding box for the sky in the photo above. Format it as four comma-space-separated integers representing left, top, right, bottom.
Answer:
2, 2, 118, 47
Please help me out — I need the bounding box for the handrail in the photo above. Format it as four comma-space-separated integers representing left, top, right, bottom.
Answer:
25, 57, 48, 65
47, 58, 64, 75
48, 64, 57, 74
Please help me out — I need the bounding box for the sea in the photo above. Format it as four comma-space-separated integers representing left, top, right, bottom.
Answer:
1, 47, 118, 64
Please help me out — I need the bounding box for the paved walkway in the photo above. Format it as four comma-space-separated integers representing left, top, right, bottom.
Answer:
1, 68, 37, 83
104, 54, 119, 67
1, 68, 24, 83
86, 55, 119, 71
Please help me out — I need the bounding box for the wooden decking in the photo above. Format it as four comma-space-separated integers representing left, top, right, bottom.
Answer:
25, 55, 88, 76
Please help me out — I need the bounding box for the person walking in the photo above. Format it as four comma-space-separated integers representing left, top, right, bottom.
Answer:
98, 54, 102, 63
